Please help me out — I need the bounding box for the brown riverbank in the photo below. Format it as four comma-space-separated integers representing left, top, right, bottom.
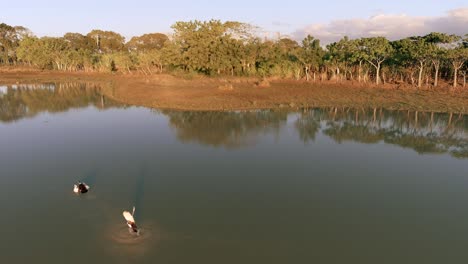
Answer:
1, 70, 467, 114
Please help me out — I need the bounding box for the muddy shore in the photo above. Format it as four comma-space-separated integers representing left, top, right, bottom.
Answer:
1, 70, 467, 114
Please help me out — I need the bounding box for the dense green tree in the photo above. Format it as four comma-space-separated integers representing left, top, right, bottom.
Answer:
400, 37, 431, 88
112, 51, 135, 73
0, 23, 18, 64
424, 33, 460, 87
126, 33, 168, 52
349, 39, 368, 83
359, 37, 393, 85
16, 36, 36, 65
167, 20, 255, 75
17, 36, 71, 69
86, 30, 125, 53
297, 35, 323, 81
0, 23, 31, 64
255, 40, 282, 77
326, 36, 357, 81
63, 32, 95, 51
137, 49, 163, 74
447, 46, 468, 87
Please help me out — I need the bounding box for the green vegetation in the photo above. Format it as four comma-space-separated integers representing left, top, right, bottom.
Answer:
0, 21, 467, 87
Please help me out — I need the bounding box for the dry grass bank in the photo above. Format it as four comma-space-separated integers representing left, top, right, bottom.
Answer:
0, 70, 467, 114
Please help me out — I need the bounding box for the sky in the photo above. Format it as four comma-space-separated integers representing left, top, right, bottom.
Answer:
1, 0, 467, 43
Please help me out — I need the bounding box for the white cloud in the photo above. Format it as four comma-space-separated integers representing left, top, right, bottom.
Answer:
293, 7, 468, 44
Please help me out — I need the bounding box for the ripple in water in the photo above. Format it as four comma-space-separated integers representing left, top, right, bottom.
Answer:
104, 221, 163, 259
110, 225, 153, 245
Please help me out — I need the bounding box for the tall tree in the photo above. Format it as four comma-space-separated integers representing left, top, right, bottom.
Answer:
349, 39, 368, 83
423, 32, 460, 87
326, 36, 356, 81
168, 20, 254, 75
297, 35, 323, 81
0, 23, 30, 64
447, 46, 468, 88
360, 37, 393, 85
402, 37, 431, 88
86, 30, 125, 53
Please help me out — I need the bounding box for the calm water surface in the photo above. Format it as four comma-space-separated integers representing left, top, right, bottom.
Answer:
1, 83, 468, 264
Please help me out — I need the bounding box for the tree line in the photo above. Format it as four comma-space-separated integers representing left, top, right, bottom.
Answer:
0, 20, 467, 87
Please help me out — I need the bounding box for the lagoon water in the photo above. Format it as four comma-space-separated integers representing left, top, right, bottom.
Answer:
1, 83, 468, 264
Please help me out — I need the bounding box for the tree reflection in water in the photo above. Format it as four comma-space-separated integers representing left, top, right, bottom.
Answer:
163, 110, 288, 148
0, 83, 466, 158
296, 107, 468, 158
0, 83, 123, 122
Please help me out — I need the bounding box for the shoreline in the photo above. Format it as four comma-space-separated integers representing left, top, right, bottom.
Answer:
1, 70, 467, 114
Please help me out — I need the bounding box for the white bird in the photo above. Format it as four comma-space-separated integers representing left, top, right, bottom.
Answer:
123, 206, 138, 233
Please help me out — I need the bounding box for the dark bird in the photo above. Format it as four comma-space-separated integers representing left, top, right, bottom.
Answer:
73, 182, 90, 194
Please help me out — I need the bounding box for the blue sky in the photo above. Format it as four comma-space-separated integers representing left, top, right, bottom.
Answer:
1, 0, 466, 41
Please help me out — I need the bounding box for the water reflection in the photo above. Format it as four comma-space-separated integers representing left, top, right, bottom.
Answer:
297, 107, 468, 158
163, 110, 288, 148
164, 108, 468, 158
0, 82, 467, 158
0, 83, 124, 122
1, 82, 468, 263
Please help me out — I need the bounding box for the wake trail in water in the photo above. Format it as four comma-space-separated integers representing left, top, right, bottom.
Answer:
132, 163, 147, 222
